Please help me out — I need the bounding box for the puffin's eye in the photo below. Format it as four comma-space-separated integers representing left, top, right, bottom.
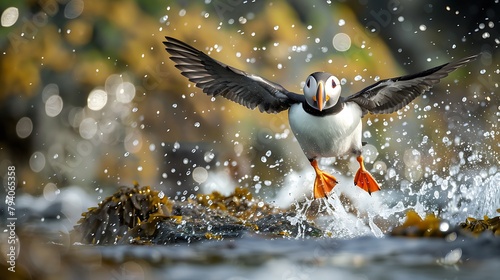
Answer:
306, 78, 311, 88
331, 79, 337, 88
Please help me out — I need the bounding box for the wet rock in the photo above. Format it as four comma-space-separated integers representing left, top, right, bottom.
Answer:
254, 212, 323, 237
195, 187, 280, 223
72, 183, 324, 245
121, 203, 247, 245
72, 183, 173, 245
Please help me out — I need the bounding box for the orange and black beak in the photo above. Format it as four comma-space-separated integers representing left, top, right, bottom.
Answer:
315, 81, 324, 111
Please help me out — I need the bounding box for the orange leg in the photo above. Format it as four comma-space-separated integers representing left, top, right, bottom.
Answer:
354, 156, 381, 195
310, 159, 338, 199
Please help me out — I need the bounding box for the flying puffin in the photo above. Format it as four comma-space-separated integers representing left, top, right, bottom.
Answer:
163, 36, 477, 199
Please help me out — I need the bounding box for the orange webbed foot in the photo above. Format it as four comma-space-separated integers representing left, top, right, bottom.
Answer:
354, 156, 381, 195
311, 160, 338, 199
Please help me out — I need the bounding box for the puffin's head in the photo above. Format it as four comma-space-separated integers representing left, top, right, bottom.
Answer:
303, 72, 341, 111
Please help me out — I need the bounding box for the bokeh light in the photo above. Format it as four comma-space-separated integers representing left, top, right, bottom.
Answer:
116, 82, 136, 104
43, 182, 60, 201
42, 84, 60, 102
65, 19, 93, 45
79, 117, 98, 139
87, 89, 108, 111
29, 151, 46, 172
403, 149, 422, 168
45, 95, 64, 117
332, 33, 351, 52
124, 130, 142, 153
192, 166, 208, 184
1, 7, 19, 27
16, 117, 33, 139
64, 0, 84, 19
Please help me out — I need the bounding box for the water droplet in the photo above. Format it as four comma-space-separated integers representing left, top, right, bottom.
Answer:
204, 151, 215, 162
373, 161, 387, 175
173, 142, 180, 149
440, 248, 462, 265
362, 144, 379, 163
403, 149, 421, 167
434, 190, 439, 199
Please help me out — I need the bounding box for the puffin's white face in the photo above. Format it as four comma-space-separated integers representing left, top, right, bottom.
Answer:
303, 73, 341, 111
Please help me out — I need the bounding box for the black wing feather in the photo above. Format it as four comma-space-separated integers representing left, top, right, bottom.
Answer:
346, 54, 479, 114
164, 37, 303, 113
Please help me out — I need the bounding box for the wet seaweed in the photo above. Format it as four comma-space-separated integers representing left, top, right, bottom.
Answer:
390, 210, 453, 237
72, 182, 173, 244
72, 183, 323, 245
459, 209, 500, 236
391, 209, 500, 238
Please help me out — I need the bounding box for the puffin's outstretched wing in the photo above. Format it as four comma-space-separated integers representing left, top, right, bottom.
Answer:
345, 54, 479, 114
164, 37, 303, 113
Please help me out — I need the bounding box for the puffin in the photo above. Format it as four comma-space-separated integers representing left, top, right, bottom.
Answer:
163, 36, 477, 199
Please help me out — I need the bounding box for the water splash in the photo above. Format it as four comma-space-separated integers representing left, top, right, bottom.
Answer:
442, 171, 500, 224
275, 166, 389, 238
273, 159, 499, 238
286, 198, 314, 238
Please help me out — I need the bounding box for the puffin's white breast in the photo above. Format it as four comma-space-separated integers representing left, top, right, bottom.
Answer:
288, 102, 363, 159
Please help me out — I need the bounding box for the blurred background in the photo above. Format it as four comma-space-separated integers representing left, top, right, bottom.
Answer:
0, 0, 497, 208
